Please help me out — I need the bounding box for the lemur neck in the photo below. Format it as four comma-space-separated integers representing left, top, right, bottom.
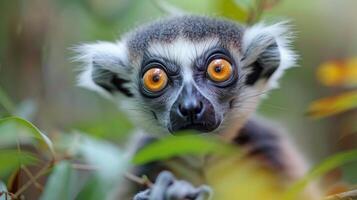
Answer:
218, 115, 251, 142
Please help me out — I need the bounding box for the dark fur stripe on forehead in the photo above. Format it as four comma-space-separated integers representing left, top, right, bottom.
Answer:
126, 15, 244, 56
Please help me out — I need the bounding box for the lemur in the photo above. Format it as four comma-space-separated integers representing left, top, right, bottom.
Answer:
75, 15, 320, 200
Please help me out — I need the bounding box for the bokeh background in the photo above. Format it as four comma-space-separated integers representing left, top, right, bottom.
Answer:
1, 0, 357, 186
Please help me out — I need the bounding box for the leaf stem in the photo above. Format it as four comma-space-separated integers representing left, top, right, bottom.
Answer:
0, 86, 15, 115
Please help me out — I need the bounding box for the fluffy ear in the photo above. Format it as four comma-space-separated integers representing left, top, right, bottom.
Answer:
241, 22, 297, 88
73, 41, 134, 97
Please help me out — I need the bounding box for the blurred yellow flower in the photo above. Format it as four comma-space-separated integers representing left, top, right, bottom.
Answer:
317, 58, 357, 87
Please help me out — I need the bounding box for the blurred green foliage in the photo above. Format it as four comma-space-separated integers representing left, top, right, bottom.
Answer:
0, 0, 357, 199
133, 134, 235, 165
0, 150, 38, 178
39, 161, 74, 200
0, 115, 356, 199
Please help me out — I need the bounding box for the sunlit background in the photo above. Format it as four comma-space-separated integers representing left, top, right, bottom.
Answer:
1, 0, 357, 196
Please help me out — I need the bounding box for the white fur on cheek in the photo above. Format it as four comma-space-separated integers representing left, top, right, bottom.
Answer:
242, 21, 298, 89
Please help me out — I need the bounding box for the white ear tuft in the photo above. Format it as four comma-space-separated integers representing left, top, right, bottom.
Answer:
72, 41, 130, 97
242, 21, 298, 88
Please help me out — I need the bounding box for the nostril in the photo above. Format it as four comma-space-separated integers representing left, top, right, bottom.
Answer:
194, 101, 203, 114
178, 104, 188, 116
178, 101, 203, 117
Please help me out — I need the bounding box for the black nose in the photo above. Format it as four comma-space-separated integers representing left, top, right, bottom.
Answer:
169, 85, 220, 133
178, 100, 203, 118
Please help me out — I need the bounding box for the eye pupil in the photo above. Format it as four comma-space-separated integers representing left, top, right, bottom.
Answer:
214, 66, 222, 73
152, 75, 160, 82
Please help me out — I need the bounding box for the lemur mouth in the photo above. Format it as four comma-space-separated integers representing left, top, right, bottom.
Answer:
168, 121, 220, 134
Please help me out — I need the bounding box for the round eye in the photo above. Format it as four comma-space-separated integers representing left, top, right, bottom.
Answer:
207, 58, 233, 82
143, 68, 168, 92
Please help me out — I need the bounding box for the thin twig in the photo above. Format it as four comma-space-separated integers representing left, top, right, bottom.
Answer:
124, 173, 154, 188
325, 189, 357, 200
71, 163, 99, 171
71, 163, 154, 188
14, 162, 53, 198
21, 165, 44, 191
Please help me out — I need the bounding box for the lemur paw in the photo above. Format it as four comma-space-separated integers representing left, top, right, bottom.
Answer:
133, 171, 212, 200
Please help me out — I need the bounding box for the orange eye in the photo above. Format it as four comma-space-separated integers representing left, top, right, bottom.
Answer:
143, 68, 168, 92
207, 58, 233, 82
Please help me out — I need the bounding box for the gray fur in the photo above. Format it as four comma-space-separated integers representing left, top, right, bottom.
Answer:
125, 15, 244, 58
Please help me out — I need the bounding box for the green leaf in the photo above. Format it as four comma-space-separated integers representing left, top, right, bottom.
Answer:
75, 175, 106, 200
284, 150, 357, 200
0, 150, 38, 178
69, 133, 129, 199
53, 133, 130, 200
0, 181, 8, 200
133, 135, 234, 165
40, 161, 75, 200
0, 117, 54, 157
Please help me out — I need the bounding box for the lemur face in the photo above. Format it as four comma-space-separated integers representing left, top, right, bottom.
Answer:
75, 16, 296, 135
138, 38, 240, 133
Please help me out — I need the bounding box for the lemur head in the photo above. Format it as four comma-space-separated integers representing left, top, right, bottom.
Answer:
75, 15, 296, 135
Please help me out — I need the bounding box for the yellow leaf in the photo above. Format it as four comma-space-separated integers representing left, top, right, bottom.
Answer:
317, 58, 357, 87
307, 91, 357, 118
